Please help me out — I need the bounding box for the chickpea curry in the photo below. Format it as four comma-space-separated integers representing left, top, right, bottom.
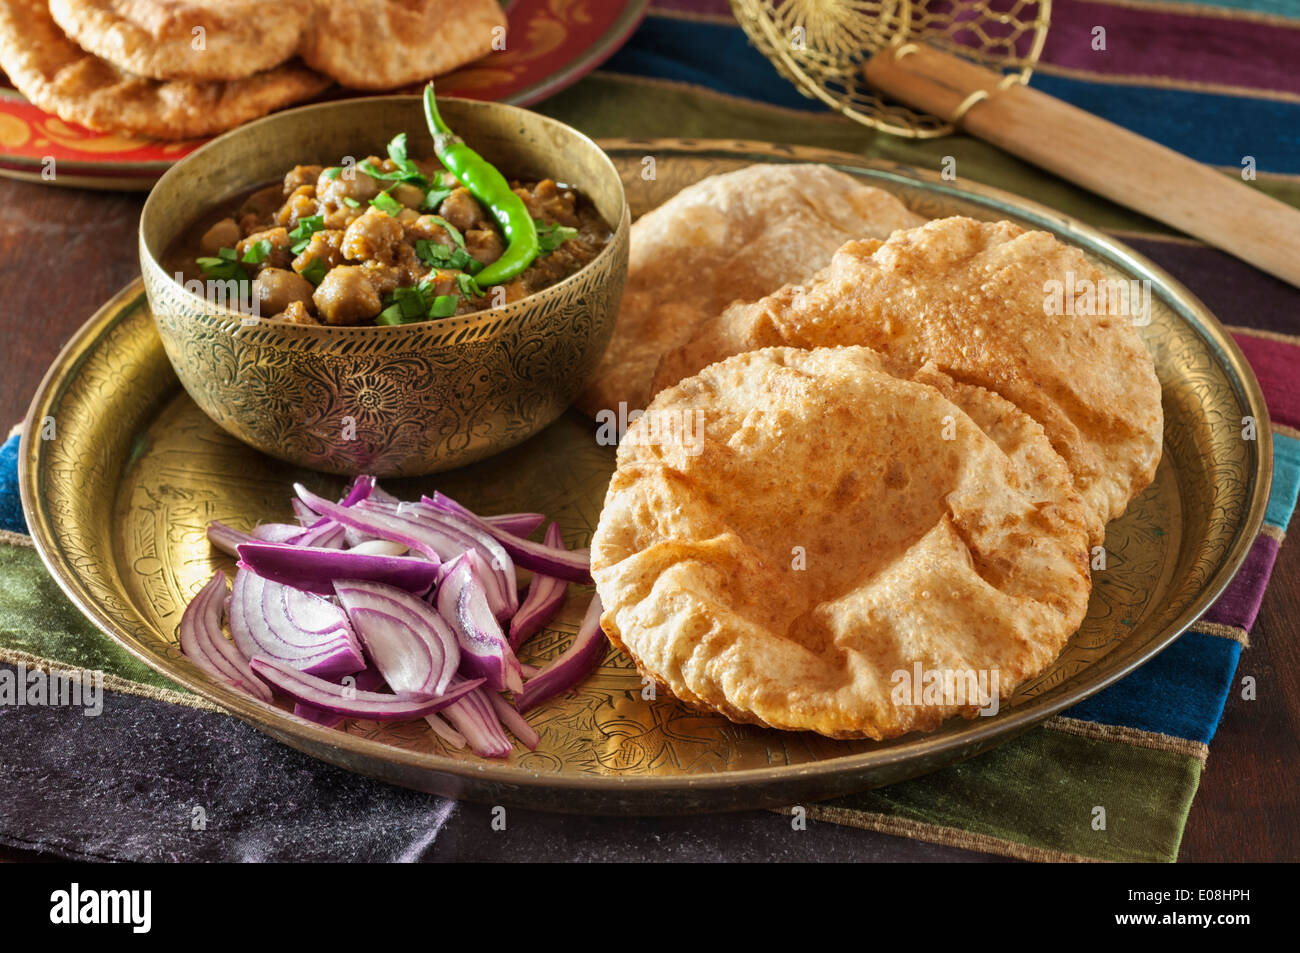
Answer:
171, 97, 611, 327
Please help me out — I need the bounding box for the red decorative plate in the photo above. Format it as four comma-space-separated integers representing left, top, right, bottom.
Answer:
0, 0, 646, 189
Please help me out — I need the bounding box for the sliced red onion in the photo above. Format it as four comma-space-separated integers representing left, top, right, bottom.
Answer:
252, 522, 308, 543
177, 571, 271, 702
426, 712, 467, 749
294, 669, 388, 727
368, 482, 398, 504
237, 541, 439, 596
520, 663, 540, 678
436, 551, 523, 694
483, 512, 545, 536
423, 492, 591, 584
363, 499, 516, 618
488, 692, 540, 750
291, 498, 320, 527
348, 539, 409, 556
249, 656, 483, 719
334, 580, 460, 696
343, 527, 377, 548
517, 594, 607, 713
207, 520, 254, 557
293, 520, 346, 549
441, 686, 512, 758
339, 474, 376, 507
229, 568, 364, 677
509, 522, 568, 649
293, 484, 468, 568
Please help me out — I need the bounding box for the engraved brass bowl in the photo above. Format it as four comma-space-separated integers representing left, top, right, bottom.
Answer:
139, 96, 630, 477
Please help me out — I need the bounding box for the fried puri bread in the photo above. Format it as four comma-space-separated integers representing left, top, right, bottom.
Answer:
591, 346, 1093, 740
653, 217, 1163, 541
0, 0, 329, 139
299, 0, 505, 90
574, 163, 926, 417
48, 0, 311, 82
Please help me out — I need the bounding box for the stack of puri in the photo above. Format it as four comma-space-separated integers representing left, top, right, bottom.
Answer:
583, 164, 1163, 741
0, 0, 504, 139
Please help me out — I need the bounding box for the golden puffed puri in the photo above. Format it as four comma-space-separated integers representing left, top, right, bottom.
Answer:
591, 346, 1094, 740
0, 0, 328, 139
299, 0, 505, 90
653, 217, 1164, 543
575, 163, 926, 418
48, 0, 312, 81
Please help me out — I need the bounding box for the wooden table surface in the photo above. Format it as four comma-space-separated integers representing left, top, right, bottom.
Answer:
0, 177, 1295, 863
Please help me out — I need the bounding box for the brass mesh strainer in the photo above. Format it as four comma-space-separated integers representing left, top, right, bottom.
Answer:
730, 0, 1052, 138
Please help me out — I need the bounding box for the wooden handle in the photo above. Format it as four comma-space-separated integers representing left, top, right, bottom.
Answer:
863, 44, 1300, 290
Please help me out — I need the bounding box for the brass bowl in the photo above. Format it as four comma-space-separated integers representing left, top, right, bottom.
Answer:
140, 96, 629, 477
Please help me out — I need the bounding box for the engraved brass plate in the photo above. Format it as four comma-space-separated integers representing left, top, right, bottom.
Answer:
20, 140, 1271, 813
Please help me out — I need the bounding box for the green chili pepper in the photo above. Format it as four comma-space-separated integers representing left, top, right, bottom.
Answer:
423, 84, 538, 294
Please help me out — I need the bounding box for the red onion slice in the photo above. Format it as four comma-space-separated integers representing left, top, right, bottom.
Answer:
436, 551, 523, 694
334, 580, 460, 696
252, 522, 308, 543
177, 571, 271, 702
207, 521, 254, 557
516, 594, 607, 713
348, 539, 409, 557
441, 686, 513, 758
423, 492, 592, 584
508, 522, 568, 649
339, 474, 376, 506
249, 656, 483, 719
237, 541, 439, 596
362, 499, 517, 618
292, 520, 346, 549
484, 512, 545, 536
229, 568, 365, 677
426, 712, 468, 749
291, 499, 319, 527
487, 692, 540, 750
294, 669, 388, 727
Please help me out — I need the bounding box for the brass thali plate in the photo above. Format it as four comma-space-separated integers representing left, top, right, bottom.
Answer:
20, 140, 1271, 813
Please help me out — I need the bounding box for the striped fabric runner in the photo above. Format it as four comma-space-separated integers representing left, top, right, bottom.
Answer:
1, 0, 1296, 862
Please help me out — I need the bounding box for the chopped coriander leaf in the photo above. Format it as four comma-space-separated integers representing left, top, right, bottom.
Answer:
370, 190, 402, 216
343, 196, 361, 208
415, 239, 482, 274
393, 286, 428, 319
299, 257, 328, 286
217, 246, 239, 261
196, 254, 246, 282
240, 239, 272, 265
535, 219, 579, 255
356, 133, 429, 187
414, 238, 450, 267
421, 186, 453, 211
288, 214, 324, 253
429, 294, 460, 318
323, 166, 343, 180
387, 133, 410, 168
456, 273, 480, 298
375, 304, 405, 326
424, 214, 465, 248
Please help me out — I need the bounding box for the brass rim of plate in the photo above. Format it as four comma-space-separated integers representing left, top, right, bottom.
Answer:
17, 140, 1273, 810
729, 0, 1052, 139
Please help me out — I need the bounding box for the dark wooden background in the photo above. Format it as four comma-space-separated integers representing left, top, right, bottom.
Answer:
0, 178, 1295, 862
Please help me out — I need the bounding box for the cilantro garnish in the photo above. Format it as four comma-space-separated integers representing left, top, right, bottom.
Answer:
535, 219, 579, 255
357, 133, 429, 188
370, 190, 403, 216
288, 215, 324, 254
299, 257, 328, 286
